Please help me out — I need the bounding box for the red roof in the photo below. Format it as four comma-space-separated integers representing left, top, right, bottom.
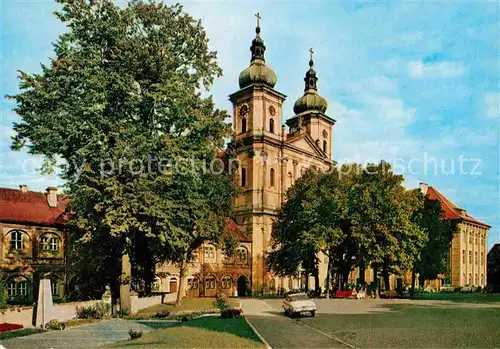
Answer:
426, 186, 490, 228
0, 187, 251, 241
225, 218, 251, 242
0, 187, 68, 226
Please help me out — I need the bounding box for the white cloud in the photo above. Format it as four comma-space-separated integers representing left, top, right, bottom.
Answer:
483, 92, 500, 118
407, 60, 466, 79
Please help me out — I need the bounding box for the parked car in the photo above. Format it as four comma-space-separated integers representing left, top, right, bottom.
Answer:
283, 292, 317, 317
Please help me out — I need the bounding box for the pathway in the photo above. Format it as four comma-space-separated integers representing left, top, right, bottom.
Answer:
0, 319, 172, 349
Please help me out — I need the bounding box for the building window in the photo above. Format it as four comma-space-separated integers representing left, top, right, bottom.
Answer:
191, 251, 199, 263
270, 168, 275, 187
204, 245, 216, 262
7, 277, 28, 297
287, 172, 293, 188
475, 252, 478, 265
9, 230, 24, 250
475, 236, 478, 245
269, 118, 275, 134
469, 235, 472, 244
475, 274, 478, 286
51, 280, 59, 297
187, 278, 199, 290
236, 246, 248, 264
222, 275, 233, 289
205, 276, 216, 290
469, 251, 472, 264
241, 118, 247, 133
481, 252, 484, 265
241, 168, 246, 187
323, 140, 327, 153
41, 235, 59, 252
481, 274, 484, 285
462, 273, 466, 284
462, 250, 466, 264
222, 250, 232, 264
468, 273, 472, 285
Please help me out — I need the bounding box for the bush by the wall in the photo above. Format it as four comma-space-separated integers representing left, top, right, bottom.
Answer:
76, 301, 111, 319
128, 329, 142, 340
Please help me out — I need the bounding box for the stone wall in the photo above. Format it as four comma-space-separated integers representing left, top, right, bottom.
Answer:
0, 299, 104, 328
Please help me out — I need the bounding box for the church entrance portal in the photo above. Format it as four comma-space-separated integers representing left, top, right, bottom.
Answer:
237, 275, 249, 297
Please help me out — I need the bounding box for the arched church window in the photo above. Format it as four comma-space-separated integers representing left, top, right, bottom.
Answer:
323, 140, 327, 153
269, 118, 275, 134
241, 118, 247, 134
287, 172, 293, 188
270, 168, 275, 187
241, 168, 247, 187
236, 246, 248, 264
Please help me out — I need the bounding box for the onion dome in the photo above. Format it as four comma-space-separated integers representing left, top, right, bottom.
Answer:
293, 51, 328, 114
238, 15, 277, 89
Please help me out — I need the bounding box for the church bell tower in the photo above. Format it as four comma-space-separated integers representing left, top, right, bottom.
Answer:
229, 13, 286, 293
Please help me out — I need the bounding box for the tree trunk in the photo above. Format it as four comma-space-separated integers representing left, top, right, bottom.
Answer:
305, 271, 309, 292
325, 254, 331, 299
314, 267, 320, 295
410, 270, 416, 297
175, 252, 188, 306
383, 268, 390, 291
373, 267, 380, 299
359, 265, 366, 286
342, 267, 350, 291
418, 274, 425, 288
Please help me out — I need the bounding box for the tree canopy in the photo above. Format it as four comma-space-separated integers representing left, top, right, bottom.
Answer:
9, 0, 234, 301
269, 161, 454, 297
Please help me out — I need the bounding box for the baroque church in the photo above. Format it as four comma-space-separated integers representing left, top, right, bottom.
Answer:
229, 18, 334, 293
0, 16, 490, 305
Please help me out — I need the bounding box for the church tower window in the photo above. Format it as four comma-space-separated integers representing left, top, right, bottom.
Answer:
269, 118, 275, 134
270, 168, 275, 187
241, 168, 247, 187
241, 118, 247, 134
323, 140, 327, 153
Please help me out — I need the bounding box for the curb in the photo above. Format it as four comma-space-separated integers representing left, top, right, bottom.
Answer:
244, 316, 272, 349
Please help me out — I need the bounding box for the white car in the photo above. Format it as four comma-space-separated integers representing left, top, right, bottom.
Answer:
283, 292, 317, 317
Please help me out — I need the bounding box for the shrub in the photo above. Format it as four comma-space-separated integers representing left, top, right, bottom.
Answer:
128, 329, 142, 340
94, 301, 111, 318
213, 293, 230, 311
221, 308, 243, 319
76, 301, 111, 319
152, 310, 170, 319
117, 308, 129, 318
177, 314, 192, 323
45, 319, 66, 330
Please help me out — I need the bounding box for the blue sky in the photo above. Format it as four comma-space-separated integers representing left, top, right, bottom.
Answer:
1, 1, 499, 248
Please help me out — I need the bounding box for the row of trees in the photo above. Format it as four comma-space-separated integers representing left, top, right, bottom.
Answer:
9, 1, 236, 305
268, 162, 457, 297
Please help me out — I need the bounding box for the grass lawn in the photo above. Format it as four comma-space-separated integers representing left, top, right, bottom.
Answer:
130, 298, 239, 319
107, 316, 264, 348
411, 292, 500, 303
0, 328, 44, 340
301, 304, 500, 348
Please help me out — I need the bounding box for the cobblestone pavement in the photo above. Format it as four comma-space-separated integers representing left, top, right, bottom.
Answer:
0, 319, 172, 349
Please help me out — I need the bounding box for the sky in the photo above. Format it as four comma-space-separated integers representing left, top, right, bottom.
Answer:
1, 1, 499, 249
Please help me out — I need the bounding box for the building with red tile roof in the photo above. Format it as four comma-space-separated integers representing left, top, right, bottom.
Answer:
0, 185, 67, 305
420, 183, 490, 287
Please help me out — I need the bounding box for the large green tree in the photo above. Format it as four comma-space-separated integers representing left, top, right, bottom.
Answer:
412, 195, 458, 289
9, 0, 233, 302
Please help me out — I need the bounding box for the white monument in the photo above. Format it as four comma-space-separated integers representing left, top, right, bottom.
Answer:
35, 279, 59, 328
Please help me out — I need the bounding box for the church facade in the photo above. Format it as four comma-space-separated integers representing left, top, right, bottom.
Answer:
229, 21, 335, 293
